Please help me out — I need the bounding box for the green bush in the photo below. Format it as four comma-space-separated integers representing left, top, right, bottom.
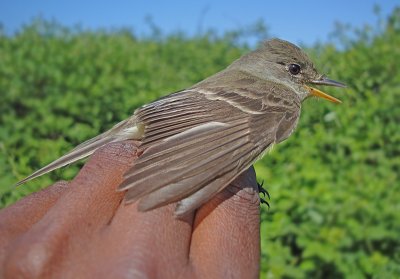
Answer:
1, 8, 399, 278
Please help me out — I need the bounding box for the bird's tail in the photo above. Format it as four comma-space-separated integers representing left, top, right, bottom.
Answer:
15, 118, 142, 186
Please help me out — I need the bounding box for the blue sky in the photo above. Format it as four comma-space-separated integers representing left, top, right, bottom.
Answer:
0, 1, 398, 45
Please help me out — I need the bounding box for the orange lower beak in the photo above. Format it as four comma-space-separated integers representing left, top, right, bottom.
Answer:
305, 85, 342, 104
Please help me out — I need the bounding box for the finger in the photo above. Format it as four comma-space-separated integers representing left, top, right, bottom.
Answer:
2, 141, 139, 279
188, 167, 260, 279
96, 168, 260, 279
87, 202, 194, 279
0, 181, 69, 233
0, 181, 68, 262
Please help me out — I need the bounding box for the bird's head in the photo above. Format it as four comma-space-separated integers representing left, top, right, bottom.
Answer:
229, 38, 346, 103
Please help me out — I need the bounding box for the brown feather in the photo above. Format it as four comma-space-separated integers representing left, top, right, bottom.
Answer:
118, 81, 301, 214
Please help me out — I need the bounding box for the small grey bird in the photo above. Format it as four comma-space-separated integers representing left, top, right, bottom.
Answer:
16, 39, 345, 216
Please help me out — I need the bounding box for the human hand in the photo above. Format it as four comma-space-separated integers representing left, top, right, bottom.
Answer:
0, 141, 260, 279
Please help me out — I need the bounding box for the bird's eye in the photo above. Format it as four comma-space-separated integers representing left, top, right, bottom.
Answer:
288, 64, 301, 75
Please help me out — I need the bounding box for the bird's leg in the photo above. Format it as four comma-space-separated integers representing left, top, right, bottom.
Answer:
257, 180, 270, 208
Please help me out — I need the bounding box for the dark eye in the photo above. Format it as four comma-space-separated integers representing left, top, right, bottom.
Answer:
288, 64, 301, 75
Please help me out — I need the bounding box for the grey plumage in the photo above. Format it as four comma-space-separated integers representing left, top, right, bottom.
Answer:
15, 39, 345, 216
120, 80, 300, 215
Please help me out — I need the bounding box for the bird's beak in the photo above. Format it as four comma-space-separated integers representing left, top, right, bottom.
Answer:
305, 77, 346, 104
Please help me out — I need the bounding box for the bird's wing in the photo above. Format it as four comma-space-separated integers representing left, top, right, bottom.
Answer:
119, 84, 301, 216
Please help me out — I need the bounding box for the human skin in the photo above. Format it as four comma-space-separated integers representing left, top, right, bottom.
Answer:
0, 141, 261, 279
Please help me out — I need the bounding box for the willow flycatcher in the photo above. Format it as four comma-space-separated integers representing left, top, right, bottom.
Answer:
16, 39, 345, 216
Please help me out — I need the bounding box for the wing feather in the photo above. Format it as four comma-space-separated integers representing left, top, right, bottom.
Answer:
120, 120, 251, 198
174, 168, 243, 217
136, 144, 253, 213
128, 122, 250, 171
118, 85, 301, 213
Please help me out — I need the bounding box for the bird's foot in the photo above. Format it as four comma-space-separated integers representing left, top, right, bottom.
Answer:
257, 180, 270, 209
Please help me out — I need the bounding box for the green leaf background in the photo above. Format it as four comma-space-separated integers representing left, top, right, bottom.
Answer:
1, 7, 399, 279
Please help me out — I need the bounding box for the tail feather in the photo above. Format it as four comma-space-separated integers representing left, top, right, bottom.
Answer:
14, 136, 114, 187
15, 118, 141, 186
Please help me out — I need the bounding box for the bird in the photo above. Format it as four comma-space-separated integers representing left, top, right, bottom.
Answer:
15, 38, 346, 217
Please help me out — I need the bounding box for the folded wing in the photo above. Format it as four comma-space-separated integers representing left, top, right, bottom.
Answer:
119, 85, 300, 216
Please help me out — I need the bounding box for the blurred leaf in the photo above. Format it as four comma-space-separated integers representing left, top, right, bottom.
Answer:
1, 7, 400, 278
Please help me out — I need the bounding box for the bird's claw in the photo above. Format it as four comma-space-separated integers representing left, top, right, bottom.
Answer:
257, 180, 270, 200
257, 180, 271, 209
260, 197, 270, 208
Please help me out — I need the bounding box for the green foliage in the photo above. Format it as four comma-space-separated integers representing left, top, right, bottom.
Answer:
1, 8, 399, 278
0, 20, 244, 203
